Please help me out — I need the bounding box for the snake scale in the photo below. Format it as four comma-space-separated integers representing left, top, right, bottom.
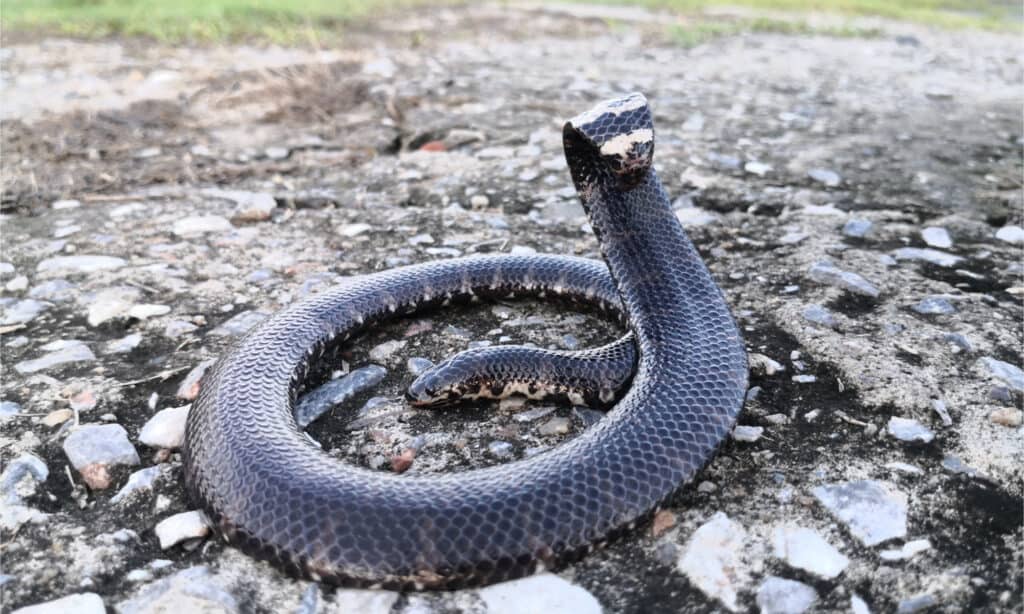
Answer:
183, 93, 748, 589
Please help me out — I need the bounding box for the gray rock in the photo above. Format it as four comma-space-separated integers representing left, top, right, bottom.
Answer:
294, 365, 387, 428
368, 339, 407, 363
139, 405, 190, 449
164, 320, 198, 338
0, 401, 21, 420
676, 206, 721, 227
36, 255, 126, 275
744, 161, 772, 176
28, 279, 76, 301
887, 417, 935, 443
912, 297, 955, 315
15, 340, 96, 374
897, 593, 937, 614
891, 247, 963, 267
111, 466, 164, 504
172, 215, 233, 236
677, 512, 748, 612
807, 261, 880, 297
488, 441, 514, 458
756, 576, 817, 614
850, 594, 871, 614
941, 332, 972, 352
514, 406, 556, 422
115, 566, 237, 614
931, 399, 953, 426
842, 219, 873, 238
210, 311, 267, 337
807, 168, 841, 187
812, 480, 908, 546
477, 573, 602, 614
86, 287, 141, 326
63, 424, 140, 474
995, 225, 1024, 244
921, 227, 952, 248
13, 593, 105, 614
732, 425, 764, 442
105, 333, 144, 354
538, 417, 571, 436
880, 538, 931, 561
6, 275, 28, 291
0, 262, 14, 276
941, 455, 979, 477
749, 353, 785, 376
1, 453, 49, 505
976, 357, 1024, 392
802, 304, 837, 329
154, 511, 210, 549
772, 526, 849, 579
407, 357, 434, 376
1, 299, 50, 325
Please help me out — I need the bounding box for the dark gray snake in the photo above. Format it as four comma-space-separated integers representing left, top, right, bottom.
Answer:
183, 94, 748, 589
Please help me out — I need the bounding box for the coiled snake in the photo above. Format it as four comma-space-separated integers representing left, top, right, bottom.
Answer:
183, 93, 748, 589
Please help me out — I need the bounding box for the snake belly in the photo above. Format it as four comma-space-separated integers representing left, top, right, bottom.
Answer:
182, 93, 748, 589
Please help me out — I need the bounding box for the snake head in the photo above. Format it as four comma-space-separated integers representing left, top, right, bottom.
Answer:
564, 92, 655, 190
406, 364, 468, 408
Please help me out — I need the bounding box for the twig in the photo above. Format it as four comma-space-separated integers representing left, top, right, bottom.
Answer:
113, 366, 190, 388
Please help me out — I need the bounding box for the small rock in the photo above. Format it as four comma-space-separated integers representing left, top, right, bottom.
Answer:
887, 417, 935, 443
294, 365, 387, 428
63, 424, 140, 489
808, 168, 841, 187
0, 400, 21, 420
792, 375, 817, 384
164, 320, 198, 339
338, 223, 373, 237
697, 481, 718, 493
1, 453, 48, 505
115, 566, 237, 614
70, 390, 97, 412
408, 233, 434, 246
995, 225, 1024, 244
885, 462, 924, 475
897, 593, 937, 614
51, 199, 82, 210
510, 245, 537, 256
37, 255, 126, 275
407, 357, 434, 376
807, 261, 880, 297
125, 569, 153, 583
154, 511, 210, 549
28, 279, 76, 301
1, 299, 50, 325
87, 287, 140, 326
111, 466, 164, 504
265, 146, 290, 160
756, 576, 817, 614
105, 333, 144, 354
921, 227, 952, 248
128, 304, 171, 320
42, 409, 73, 427
880, 538, 931, 561
675, 207, 721, 227
368, 339, 407, 363
732, 425, 763, 442
802, 304, 837, 329
891, 247, 963, 268
488, 441, 514, 458
931, 399, 953, 426
477, 573, 602, 614
842, 219, 873, 238
772, 526, 849, 579
15, 340, 96, 374
851, 594, 871, 614
989, 408, 1022, 427
6, 275, 28, 291
177, 359, 215, 400
813, 480, 908, 546
172, 216, 233, 236
328, 589, 398, 614
912, 297, 955, 315
13, 593, 105, 614
538, 417, 571, 436
976, 357, 1024, 392
677, 512, 748, 612
210, 311, 266, 337
744, 161, 772, 176
139, 406, 190, 449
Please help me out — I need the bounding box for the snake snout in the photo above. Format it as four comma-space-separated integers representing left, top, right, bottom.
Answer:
407, 371, 462, 408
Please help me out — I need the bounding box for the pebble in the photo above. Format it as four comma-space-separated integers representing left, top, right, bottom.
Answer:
976, 357, 1024, 392
125, 569, 154, 583
744, 161, 772, 176
842, 219, 873, 238
154, 511, 210, 549
851, 594, 871, 614
128, 304, 171, 320
294, 365, 387, 428
677, 512, 748, 612
989, 408, 1022, 427
812, 480, 908, 546
912, 296, 955, 315
368, 339, 407, 363
63, 424, 141, 489
2, 453, 48, 505
28, 279, 76, 301
488, 441, 514, 458
802, 304, 837, 329
885, 461, 924, 475
176, 359, 215, 400
115, 566, 237, 614
51, 199, 82, 210
139, 405, 190, 449
406, 357, 434, 376
408, 233, 434, 245
172, 215, 233, 236
807, 168, 841, 187
510, 245, 537, 256
682, 113, 705, 131
12, 593, 105, 614
328, 589, 398, 614
1, 299, 50, 325
880, 538, 932, 561
164, 320, 198, 338
538, 417, 571, 436
514, 406, 556, 422
756, 576, 817, 614
0, 400, 21, 420
772, 526, 849, 579
36, 255, 126, 275
994, 225, 1024, 243
338, 223, 373, 237
941, 332, 972, 352
477, 573, 602, 614
891, 247, 963, 267
807, 261, 880, 297
203, 189, 276, 222
675, 206, 721, 227
792, 375, 817, 384
931, 399, 953, 426
887, 417, 935, 443
105, 333, 143, 354
732, 425, 763, 442
897, 593, 937, 613
87, 287, 140, 326
6, 275, 28, 291
210, 310, 267, 336
15, 340, 96, 374
111, 466, 164, 504
921, 227, 952, 248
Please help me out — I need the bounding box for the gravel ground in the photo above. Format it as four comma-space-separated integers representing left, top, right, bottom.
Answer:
2, 3, 1022, 613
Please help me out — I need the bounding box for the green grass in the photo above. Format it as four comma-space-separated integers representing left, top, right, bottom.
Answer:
1, 0, 1018, 44
664, 16, 883, 48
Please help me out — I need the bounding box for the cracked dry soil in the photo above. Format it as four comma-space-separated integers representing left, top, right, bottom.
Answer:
1, 4, 1022, 613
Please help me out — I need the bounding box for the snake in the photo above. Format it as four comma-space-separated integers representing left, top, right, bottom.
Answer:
183, 93, 748, 589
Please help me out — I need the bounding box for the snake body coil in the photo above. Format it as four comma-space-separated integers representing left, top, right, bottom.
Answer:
183, 94, 748, 589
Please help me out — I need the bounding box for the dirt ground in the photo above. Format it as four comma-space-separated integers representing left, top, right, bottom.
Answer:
1, 3, 1022, 613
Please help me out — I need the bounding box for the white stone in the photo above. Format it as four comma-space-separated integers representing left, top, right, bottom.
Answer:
812, 480, 908, 546
51, 199, 82, 210
13, 593, 105, 614
37, 255, 127, 275
139, 405, 190, 449
0, 299, 50, 325
807, 261, 879, 298
879, 538, 931, 561
63, 424, 140, 471
772, 526, 849, 579
111, 466, 164, 504
154, 511, 210, 549
891, 247, 962, 268
128, 304, 171, 320
173, 216, 233, 236
887, 417, 935, 443
976, 357, 1024, 392
995, 225, 1024, 243
851, 594, 872, 614
87, 287, 141, 326
115, 566, 237, 614
744, 161, 773, 176
105, 333, 144, 354
756, 576, 817, 614
677, 512, 748, 612
338, 223, 372, 237
676, 207, 721, 227
732, 425, 764, 442
808, 168, 841, 186
477, 573, 602, 614
921, 227, 952, 248
749, 353, 785, 376
328, 590, 399, 614
369, 339, 407, 363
